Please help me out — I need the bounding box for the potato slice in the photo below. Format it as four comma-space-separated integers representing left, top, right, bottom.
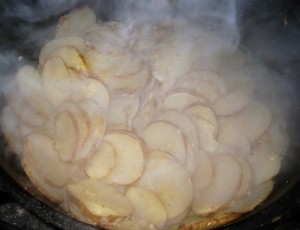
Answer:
54, 111, 78, 162
218, 101, 272, 144
136, 155, 193, 219
39, 36, 85, 65
125, 186, 167, 228
48, 46, 87, 73
192, 151, 214, 193
185, 103, 217, 129
116, 220, 157, 230
142, 121, 187, 164
212, 90, 250, 116
56, 6, 96, 37
75, 100, 106, 162
24, 133, 79, 187
161, 91, 205, 111
234, 155, 253, 198
85, 141, 116, 179
66, 179, 132, 226
192, 154, 242, 215
248, 144, 281, 186
42, 57, 72, 105
0, 106, 23, 155
226, 180, 274, 213
22, 151, 64, 203
104, 131, 145, 185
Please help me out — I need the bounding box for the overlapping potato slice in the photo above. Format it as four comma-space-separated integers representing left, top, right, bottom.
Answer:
103, 131, 145, 185
142, 121, 187, 164
85, 141, 116, 179
234, 155, 253, 198
23, 133, 80, 187
136, 155, 193, 219
39, 36, 85, 66
125, 186, 167, 228
192, 154, 242, 215
56, 7, 96, 37
66, 179, 132, 226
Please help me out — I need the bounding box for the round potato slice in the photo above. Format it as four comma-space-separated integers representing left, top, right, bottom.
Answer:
85, 141, 116, 179
66, 179, 132, 226
104, 131, 145, 185
136, 155, 193, 219
125, 186, 167, 229
185, 103, 217, 128
142, 121, 187, 164
192, 154, 242, 215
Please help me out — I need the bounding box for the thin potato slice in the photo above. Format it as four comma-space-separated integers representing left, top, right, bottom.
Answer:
234, 155, 253, 198
142, 121, 187, 164
85, 141, 116, 179
104, 131, 145, 185
137, 155, 193, 219
56, 6, 96, 37
24, 133, 79, 187
192, 154, 242, 215
125, 186, 167, 228
39, 36, 85, 65
54, 111, 78, 162
66, 179, 132, 226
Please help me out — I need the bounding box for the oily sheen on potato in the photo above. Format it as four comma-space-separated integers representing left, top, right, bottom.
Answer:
0, 6, 288, 230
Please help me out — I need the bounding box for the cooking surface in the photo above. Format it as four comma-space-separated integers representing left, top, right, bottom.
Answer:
0, 0, 300, 229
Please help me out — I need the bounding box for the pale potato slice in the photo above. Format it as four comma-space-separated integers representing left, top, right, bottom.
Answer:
15, 65, 54, 116
248, 144, 281, 185
84, 49, 143, 79
191, 116, 218, 152
56, 6, 96, 37
85, 141, 116, 179
185, 103, 217, 129
192, 150, 214, 193
70, 72, 110, 112
66, 179, 132, 226
116, 220, 157, 230
158, 110, 199, 154
85, 25, 126, 55
104, 131, 145, 185
39, 36, 85, 65
137, 155, 193, 219
47, 46, 87, 73
54, 111, 78, 162
42, 57, 72, 105
226, 180, 274, 213
142, 121, 187, 164
22, 152, 65, 203
75, 100, 106, 162
218, 101, 272, 144
0, 106, 23, 155
106, 95, 139, 131
161, 91, 206, 112
151, 40, 195, 89
24, 133, 79, 187
125, 186, 167, 228
233, 155, 253, 198
267, 119, 288, 155
192, 154, 242, 215
212, 90, 250, 116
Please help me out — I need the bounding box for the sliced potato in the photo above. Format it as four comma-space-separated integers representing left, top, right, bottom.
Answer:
85, 141, 116, 179
66, 179, 132, 226
54, 111, 78, 162
125, 186, 167, 228
137, 155, 193, 219
42, 56, 72, 105
142, 121, 187, 164
104, 131, 145, 185
24, 133, 79, 187
212, 90, 250, 116
192, 154, 242, 215
39, 36, 85, 65
56, 6, 96, 37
